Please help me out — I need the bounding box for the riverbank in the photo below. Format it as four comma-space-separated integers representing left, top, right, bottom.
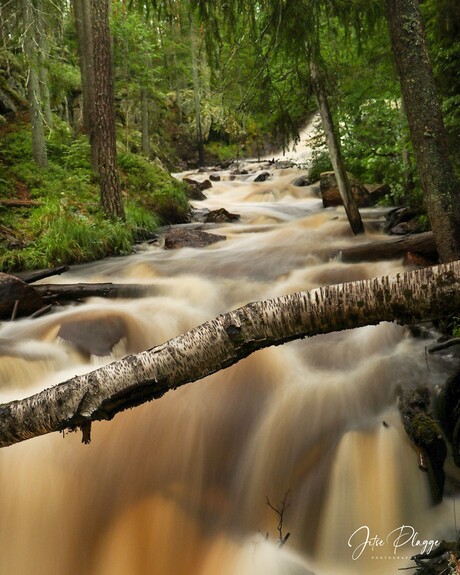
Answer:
0, 119, 190, 272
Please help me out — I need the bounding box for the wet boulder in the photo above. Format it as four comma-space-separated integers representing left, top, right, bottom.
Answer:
399, 387, 447, 504
164, 228, 226, 249
204, 208, 240, 223
0, 272, 44, 320
292, 175, 310, 187
58, 316, 128, 357
254, 171, 270, 182
182, 178, 212, 201
319, 171, 371, 208
209, 174, 221, 182
363, 183, 390, 204
403, 251, 436, 270
384, 207, 426, 235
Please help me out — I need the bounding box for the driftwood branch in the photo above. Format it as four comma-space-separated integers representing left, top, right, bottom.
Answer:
1, 261, 460, 448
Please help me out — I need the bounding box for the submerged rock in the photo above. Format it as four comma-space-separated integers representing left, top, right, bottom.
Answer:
319, 171, 371, 207
164, 228, 226, 249
204, 208, 240, 223
58, 316, 127, 357
254, 171, 270, 182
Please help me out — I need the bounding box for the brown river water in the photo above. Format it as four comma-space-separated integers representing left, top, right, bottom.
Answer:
0, 161, 457, 574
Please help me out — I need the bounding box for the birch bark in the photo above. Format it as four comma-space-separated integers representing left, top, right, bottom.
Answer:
1, 261, 460, 448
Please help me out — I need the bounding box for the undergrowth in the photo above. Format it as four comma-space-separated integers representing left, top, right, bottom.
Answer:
0, 121, 188, 272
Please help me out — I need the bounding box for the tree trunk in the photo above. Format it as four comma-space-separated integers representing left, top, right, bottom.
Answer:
140, 87, 150, 157
73, 0, 98, 171
399, 97, 415, 196
36, 0, 52, 127
21, 0, 48, 168
309, 59, 364, 236
332, 231, 438, 263
384, 0, 460, 263
1, 260, 460, 447
91, 0, 125, 220
190, 17, 205, 167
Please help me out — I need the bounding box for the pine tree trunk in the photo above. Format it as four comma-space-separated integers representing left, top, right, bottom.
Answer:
190, 17, 205, 167
384, 0, 460, 263
309, 60, 364, 235
21, 0, 48, 168
91, 0, 125, 220
73, 0, 98, 171
36, 0, 52, 127
140, 87, 150, 157
1, 260, 460, 447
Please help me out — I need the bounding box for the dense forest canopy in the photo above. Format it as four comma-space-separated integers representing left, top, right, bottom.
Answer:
0, 0, 459, 266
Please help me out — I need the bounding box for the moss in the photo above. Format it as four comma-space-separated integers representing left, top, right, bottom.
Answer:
0, 124, 190, 271
411, 413, 443, 446
118, 152, 189, 224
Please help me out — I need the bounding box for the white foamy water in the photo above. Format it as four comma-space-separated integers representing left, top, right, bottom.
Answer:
0, 161, 455, 574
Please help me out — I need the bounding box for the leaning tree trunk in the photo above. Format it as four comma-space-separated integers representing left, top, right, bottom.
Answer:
384, 0, 460, 263
309, 59, 364, 236
91, 0, 125, 220
21, 0, 48, 168
1, 260, 460, 448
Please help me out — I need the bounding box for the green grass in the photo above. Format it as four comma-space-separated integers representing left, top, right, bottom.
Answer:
0, 122, 189, 272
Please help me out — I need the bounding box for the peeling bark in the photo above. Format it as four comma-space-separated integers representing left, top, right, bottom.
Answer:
1, 261, 460, 448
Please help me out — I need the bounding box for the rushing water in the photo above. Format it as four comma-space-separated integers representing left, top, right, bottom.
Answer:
0, 161, 457, 574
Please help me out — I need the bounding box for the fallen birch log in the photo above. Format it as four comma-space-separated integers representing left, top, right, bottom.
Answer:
0, 260, 459, 448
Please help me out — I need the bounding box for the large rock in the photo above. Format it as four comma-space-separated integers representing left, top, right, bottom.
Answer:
292, 175, 310, 187
320, 172, 390, 208
254, 171, 270, 182
384, 207, 426, 235
58, 316, 127, 357
164, 228, 226, 249
363, 183, 390, 204
0, 272, 44, 319
319, 171, 371, 208
182, 178, 212, 201
204, 208, 240, 223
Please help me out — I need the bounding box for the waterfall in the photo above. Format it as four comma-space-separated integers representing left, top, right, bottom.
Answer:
0, 161, 454, 574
